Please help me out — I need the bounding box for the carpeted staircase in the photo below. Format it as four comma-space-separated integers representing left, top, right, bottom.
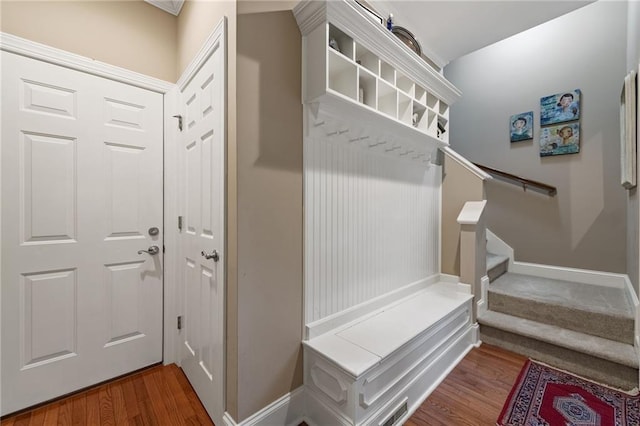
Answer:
478, 253, 639, 390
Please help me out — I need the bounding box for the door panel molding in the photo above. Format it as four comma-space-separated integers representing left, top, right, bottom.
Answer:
0, 32, 173, 94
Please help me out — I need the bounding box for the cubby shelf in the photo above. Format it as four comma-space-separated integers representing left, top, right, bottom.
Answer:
296, 0, 461, 155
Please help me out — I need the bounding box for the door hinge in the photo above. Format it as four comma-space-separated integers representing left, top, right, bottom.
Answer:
177, 315, 183, 330
172, 114, 183, 131
178, 216, 183, 231
163, 245, 166, 254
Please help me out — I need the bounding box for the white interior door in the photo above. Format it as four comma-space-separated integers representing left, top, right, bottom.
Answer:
1, 52, 164, 415
177, 30, 225, 424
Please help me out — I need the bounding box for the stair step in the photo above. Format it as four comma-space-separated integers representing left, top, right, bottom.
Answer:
478, 310, 637, 367
489, 272, 634, 344
479, 310, 639, 390
486, 253, 508, 282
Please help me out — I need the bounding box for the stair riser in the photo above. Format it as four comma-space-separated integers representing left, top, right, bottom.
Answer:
480, 325, 639, 391
488, 291, 634, 344
487, 259, 508, 282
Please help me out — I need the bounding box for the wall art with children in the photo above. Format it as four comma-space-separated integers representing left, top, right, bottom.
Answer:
538, 89, 581, 157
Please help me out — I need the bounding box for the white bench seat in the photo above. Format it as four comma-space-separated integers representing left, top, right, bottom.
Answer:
303, 282, 477, 426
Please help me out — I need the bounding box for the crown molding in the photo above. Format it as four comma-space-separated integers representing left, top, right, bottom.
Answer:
0, 32, 173, 93
145, 0, 185, 16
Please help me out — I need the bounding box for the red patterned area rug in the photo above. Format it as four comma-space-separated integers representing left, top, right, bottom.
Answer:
497, 360, 640, 426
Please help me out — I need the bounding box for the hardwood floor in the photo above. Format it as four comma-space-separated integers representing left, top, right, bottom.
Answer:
406, 344, 528, 426
0, 364, 214, 426
1, 344, 526, 426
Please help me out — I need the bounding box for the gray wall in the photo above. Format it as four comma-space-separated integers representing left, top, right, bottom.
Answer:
236, 4, 304, 422
627, 0, 640, 294
442, 153, 486, 276
444, 1, 628, 273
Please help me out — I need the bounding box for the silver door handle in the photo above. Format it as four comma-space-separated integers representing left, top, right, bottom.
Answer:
201, 250, 220, 262
138, 245, 160, 255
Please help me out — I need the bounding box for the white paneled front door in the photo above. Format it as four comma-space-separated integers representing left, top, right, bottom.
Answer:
1, 52, 164, 415
177, 25, 225, 424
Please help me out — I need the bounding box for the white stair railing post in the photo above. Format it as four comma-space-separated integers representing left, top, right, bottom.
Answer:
457, 200, 488, 322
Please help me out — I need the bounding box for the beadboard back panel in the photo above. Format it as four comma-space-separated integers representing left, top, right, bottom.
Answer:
304, 136, 442, 325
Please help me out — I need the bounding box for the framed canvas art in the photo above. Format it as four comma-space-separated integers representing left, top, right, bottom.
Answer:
539, 122, 580, 157
510, 111, 533, 142
540, 89, 581, 126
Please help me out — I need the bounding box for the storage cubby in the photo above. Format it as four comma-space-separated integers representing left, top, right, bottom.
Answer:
427, 110, 438, 135
439, 101, 449, 119
328, 49, 357, 100
437, 116, 448, 141
380, 61, 395, 85
355, 43, 379, 75
426, 93, 438, 110
358, 68, 377, 108
396, 72, 414, 97
398, 93, 412, 125
378, 80, 397, 118
415, 85, 426, 104
329, 24, 355, 60
412, 102, 427, 131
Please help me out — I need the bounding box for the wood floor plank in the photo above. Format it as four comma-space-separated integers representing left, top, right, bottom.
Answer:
98, 385, 115, 426
57, 399, 74, 425
110, 382, 129, 426
142, 369, 172, 423
173, 367, 213, 425
164, 365, 196, 421
86, 388, 101, 426
121, 378, 141, 421
27, 407, 47, 426
41, 404, 59, 426
150, 367, 185, 426
9, 412, 30, 426
71, 395, 86, 426
137, 398, 159, 426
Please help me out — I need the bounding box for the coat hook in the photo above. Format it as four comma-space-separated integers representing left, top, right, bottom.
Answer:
326, 131, 338, 137
172, 115, 183, 131
313, 121, 325, 127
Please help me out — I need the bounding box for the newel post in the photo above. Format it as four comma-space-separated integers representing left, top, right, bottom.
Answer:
456, 200, 487, 322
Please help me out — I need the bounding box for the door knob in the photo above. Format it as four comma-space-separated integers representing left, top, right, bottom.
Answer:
201, 250, 220, 262
138, 245, 160, 255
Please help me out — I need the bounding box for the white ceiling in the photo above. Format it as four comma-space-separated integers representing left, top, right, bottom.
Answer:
371, 0, 594, 68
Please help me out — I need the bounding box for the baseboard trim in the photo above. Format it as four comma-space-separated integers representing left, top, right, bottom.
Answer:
439, 273, 459, 283
223, 412, 237, 426
511, 261, 628, 288
223, 387, 306, 426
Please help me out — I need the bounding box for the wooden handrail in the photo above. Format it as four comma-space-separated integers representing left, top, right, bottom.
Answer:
472, 163, 557, 196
